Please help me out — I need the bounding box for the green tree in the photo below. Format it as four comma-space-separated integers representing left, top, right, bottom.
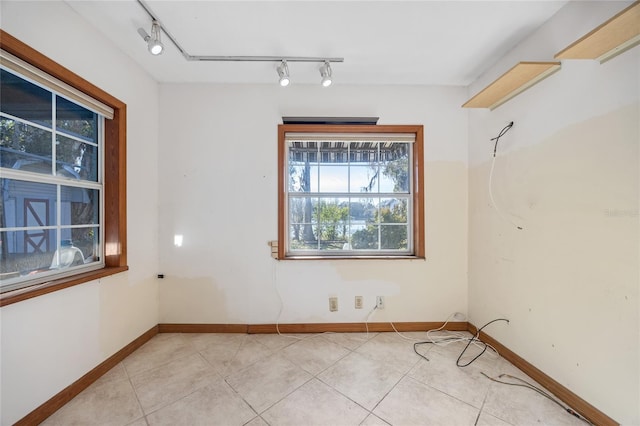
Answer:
361, 143, 409, 193
382, 153, 409, 192
352, 201, 407, 250
0, 118, 52, 160
316, 201, 349, 241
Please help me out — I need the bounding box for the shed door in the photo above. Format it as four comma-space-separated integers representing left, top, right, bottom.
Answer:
24, 198, 50, 253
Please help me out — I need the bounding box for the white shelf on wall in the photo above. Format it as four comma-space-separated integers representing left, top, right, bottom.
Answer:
555, 1, 640, 63
462, 61, 561, 110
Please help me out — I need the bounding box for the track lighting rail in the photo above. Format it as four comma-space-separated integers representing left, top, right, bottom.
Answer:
184, 55, 345, 63
136, 0, 344, 65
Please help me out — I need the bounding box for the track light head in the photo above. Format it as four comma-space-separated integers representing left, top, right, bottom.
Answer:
138, 20, 164, 55
319, 61, 332, 87
277, 60, 290, 87
148, 21, 164, 55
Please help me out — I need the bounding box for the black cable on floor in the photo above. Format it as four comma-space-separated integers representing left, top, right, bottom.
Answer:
456, 318, 509, 367
413, 318, 508, 365
414, 317, 592, 425
481, 373, 594, 425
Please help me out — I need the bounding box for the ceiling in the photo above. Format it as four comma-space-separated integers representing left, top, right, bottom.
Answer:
66, 0, 568, 86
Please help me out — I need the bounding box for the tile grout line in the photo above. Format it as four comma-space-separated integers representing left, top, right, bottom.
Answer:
385, 334, 499, 423
314, 374, 380, 424
264, 338, 328, 413
474, 374, 493, 426
307, 338, 355, 376
224, 336, 315, 419
254, 334, 372, 421
319, 332, 424, 424
476, 377, 518, 426
205, 342, 263, 423
257, 374, 317, 417
123, 334, 200, 379
195, 339, 241, 377
123, 361, 150, 424
221, 334, 282, 379
318, 331, 379, 352
310, 344, 375, 424
48, 332, 575, 426
143, 336, 261, 423
410, 351, 501, 415
366, 358, 419, 422
222, 333, 251, 377
140, 371, 219, 418
129, 334, 222, 419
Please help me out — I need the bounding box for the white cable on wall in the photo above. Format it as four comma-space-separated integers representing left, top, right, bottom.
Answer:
488, 122, 523, 231
489, 155, 523, 230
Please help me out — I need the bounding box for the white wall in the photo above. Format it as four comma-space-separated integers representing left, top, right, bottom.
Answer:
467, 1, 639, 424
157, 84, 469, 325
0, 2, 160, 424
2, 0, 635, 424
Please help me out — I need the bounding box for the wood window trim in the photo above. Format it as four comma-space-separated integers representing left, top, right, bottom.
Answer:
0, 30, 128, 307
277, 124, 425, 260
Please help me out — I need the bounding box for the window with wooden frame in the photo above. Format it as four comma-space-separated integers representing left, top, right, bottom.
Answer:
0, 30, 127, 306
278, 125, 424, 259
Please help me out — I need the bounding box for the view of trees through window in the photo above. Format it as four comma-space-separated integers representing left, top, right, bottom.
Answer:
287, 138, 412, 254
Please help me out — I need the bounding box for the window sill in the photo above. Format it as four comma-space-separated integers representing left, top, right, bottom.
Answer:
0, 266, 129, 307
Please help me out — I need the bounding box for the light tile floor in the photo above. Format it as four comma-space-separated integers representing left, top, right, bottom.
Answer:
42, 331, 587, 426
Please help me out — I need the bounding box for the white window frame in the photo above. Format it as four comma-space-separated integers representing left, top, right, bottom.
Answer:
0, 64, 106, 293
278, 124, 425, 260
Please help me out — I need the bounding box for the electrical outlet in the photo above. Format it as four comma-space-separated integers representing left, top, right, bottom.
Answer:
354, 296, 363, 309
329, 297, 338, 312
376, 296, 385, 309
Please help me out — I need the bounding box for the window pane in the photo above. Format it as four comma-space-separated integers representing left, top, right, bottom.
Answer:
351, 225, 379, 250
288, 163, 318, 193
380, 198, 408, 224
309, 165, 319, 192
319, 141, 348, 192
0, 47, 112, 296
56, 134, 98, 181
59, 226, 99, 265
288, 225, 318, 250
381, 225, 408, 250
289, 141, 316, 162
350, 165, 379, 193
288, 164, 304, 192
316, 198, 349, 249
0, 230, 58, 279
380, 143, 409, 193
349, 142, 378, 163
350, 142, 379, 193
320, 141, 348, 163
289, 196, 318, 249
350, 197, 379, 250
60, 186, 99, 226
288, 143, 319, 193
0, 69, 52, 127
56, 96, 98, 142
319, 164, 348, 193
283, 128, 420, 257
49, 237, 88, 270
0, 117, 53, 174
0, 178, 57, 227
350, 197, 376, 223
